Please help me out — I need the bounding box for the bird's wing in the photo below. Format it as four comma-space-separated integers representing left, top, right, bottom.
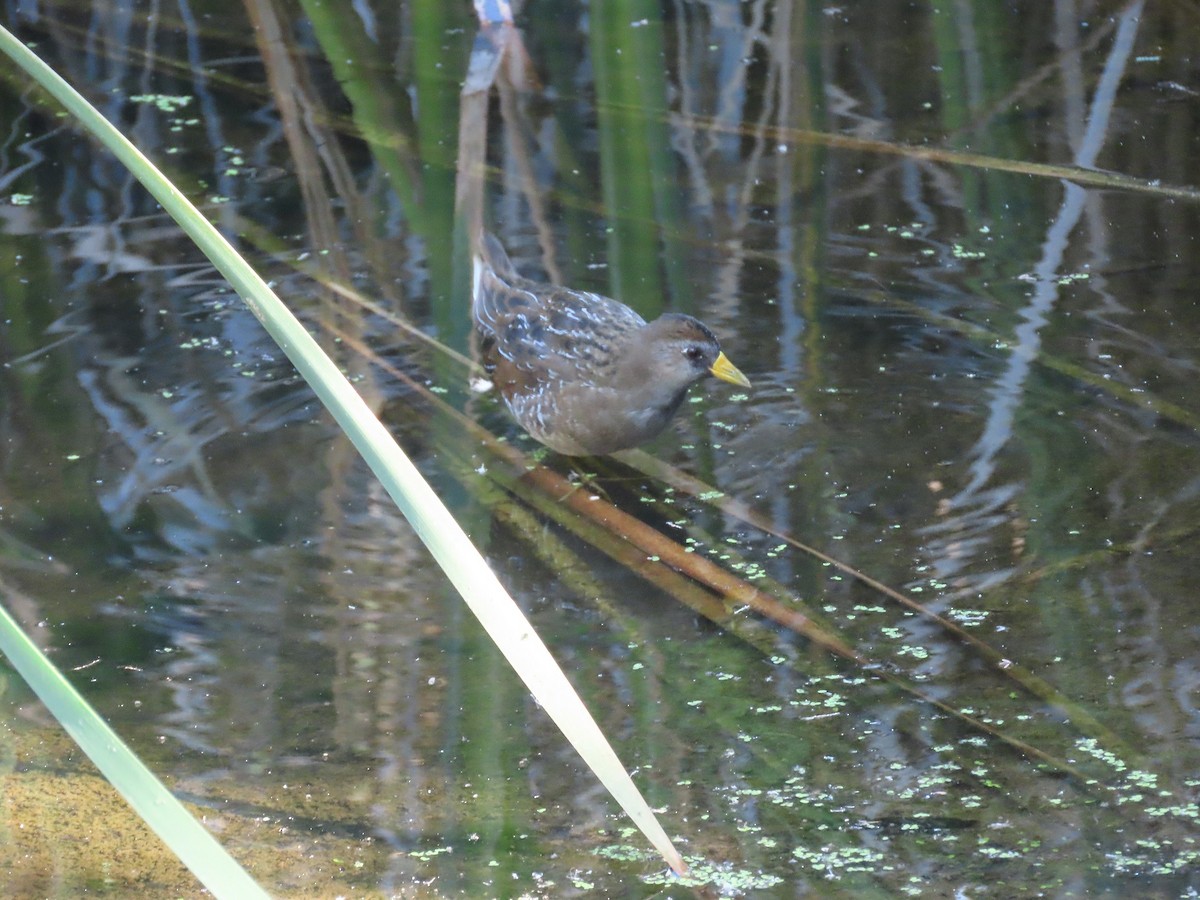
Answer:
473, 241, 646, 382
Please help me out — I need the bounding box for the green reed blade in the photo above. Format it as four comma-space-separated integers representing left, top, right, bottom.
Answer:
0, 599, 270, 898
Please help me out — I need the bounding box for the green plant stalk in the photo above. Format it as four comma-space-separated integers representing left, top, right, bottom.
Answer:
590, 0, 666, 313
0, 23, 687, 877
297, 0, 420, 219
0, 599, 269, 898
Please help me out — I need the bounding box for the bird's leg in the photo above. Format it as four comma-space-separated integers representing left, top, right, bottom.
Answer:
558, 463, 610, 504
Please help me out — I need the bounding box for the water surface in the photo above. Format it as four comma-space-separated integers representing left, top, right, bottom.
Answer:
1, 1, 1198, 896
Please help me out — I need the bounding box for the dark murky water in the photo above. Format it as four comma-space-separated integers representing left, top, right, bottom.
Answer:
2, 1, 1199, 896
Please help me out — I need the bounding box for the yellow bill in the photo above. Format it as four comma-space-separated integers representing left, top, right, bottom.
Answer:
709, 351, 751, 388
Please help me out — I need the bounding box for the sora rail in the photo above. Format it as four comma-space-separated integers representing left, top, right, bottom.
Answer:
472, 233, 750, 455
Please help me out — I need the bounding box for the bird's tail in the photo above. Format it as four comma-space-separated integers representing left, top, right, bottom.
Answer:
473, 231, 518, 318
478, 232, 518, 279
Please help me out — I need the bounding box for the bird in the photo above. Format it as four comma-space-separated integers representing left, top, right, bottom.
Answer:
471, 232, 750, 456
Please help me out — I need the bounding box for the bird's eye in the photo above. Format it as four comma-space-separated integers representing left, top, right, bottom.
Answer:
684, 346, 705, 361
